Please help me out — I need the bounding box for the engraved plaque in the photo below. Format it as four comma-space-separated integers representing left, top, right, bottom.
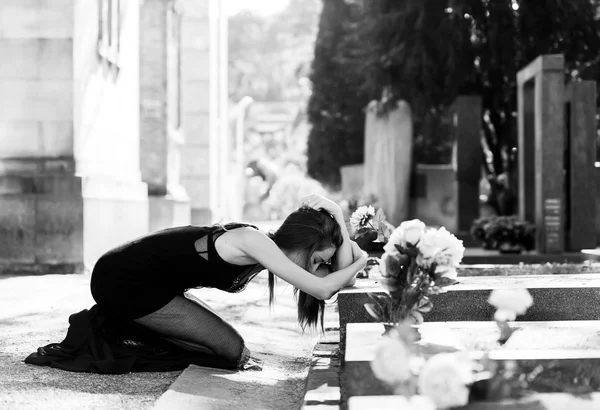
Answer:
544, 198, 563, 252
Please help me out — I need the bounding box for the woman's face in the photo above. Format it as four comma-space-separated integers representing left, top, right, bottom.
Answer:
307, 246, 337, 275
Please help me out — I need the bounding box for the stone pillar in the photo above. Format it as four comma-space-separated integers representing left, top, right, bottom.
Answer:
564, 81, 597, 251
140, 0, 191, 232
517, 54, 565, 253
179, 0, 227, 225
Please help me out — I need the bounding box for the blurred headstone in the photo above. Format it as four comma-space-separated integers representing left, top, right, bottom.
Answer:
363, 100, 413, 226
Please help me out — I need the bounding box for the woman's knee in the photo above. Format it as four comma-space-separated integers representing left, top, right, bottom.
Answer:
214, 332, 247, 363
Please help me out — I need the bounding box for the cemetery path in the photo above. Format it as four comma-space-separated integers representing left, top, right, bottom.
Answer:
0, 271, 316, 410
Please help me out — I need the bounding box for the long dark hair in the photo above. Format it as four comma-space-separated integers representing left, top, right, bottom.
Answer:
267, 206, 343, 331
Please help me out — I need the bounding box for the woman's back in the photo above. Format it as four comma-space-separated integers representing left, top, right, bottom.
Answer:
91, 224, 260, 319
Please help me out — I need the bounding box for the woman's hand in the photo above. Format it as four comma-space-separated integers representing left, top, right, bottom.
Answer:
301, 193, 353, 273
300, 193, 342, 217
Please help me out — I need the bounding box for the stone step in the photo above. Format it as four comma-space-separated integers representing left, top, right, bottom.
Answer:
343, 321, 600, 402
348, 393, 600, 410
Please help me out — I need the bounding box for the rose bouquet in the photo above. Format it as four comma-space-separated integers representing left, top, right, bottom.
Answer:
364, 219, 465, 325
349, 205, 394, 251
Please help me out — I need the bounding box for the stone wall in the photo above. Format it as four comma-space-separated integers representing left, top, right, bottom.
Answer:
0, 0, 82, 273
0, 0, 230, 273
0, 0, 148, 273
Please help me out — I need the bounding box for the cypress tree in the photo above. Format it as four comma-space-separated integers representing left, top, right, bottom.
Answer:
306, 0, 371, 188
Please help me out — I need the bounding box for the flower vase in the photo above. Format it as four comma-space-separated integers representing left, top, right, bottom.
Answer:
367, 241, 386, 253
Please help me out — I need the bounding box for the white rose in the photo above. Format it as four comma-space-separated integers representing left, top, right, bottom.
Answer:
434, 265, 458, 281
370, 336, 411, 386
418, 353, 473, 410
383, 219, 426, 254
488, 288, 533, 316
416, 227, 465, 268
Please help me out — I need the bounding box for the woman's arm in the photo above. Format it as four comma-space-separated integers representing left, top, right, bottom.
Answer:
300, 194, 353, 270
238, 228, 366, 300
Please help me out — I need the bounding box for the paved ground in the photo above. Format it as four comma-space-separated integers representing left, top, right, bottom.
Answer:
0, 270, 321, 410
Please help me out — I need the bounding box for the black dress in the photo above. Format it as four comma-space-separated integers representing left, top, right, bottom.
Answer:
25, 223, 265, 373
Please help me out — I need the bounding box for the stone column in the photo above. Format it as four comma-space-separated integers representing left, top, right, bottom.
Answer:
140, 0, 191, 232
179, 0, 227, 225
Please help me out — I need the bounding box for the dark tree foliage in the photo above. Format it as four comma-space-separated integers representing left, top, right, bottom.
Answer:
306, 0, 372, 188
360, 0, 600, 214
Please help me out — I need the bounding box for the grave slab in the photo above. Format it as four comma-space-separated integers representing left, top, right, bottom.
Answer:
348, 393, 600, 410
339, 275, 600, 333
344, 322, 600, 402
367, 248, 600, 264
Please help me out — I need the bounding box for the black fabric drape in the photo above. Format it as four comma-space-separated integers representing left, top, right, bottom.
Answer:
24, 305, 239, 374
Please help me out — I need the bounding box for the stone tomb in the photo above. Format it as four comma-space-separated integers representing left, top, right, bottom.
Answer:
344, 321, 600, 408
337, 275, 600, 351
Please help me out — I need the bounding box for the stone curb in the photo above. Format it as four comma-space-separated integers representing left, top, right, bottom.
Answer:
301, 329, 341, 410
301, 302, 342, 410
